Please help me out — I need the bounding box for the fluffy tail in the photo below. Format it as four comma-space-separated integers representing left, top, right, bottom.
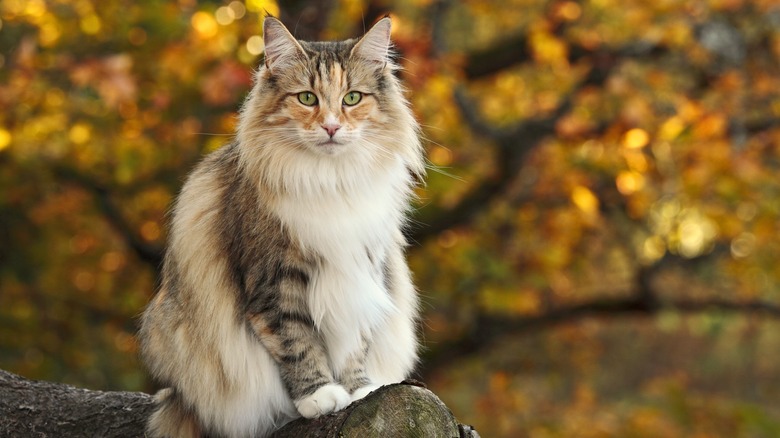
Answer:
147, 388, 203, 438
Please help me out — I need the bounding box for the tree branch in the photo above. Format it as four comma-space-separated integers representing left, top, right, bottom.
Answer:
50, 165, 164, 272
463, 28, 669, 80
409, 86, 564, 244
0, 369, 154, 437
0, 370, 476, 438
279, 0, 336, 41
413, 0, 597, 244
420, 295, 780, 379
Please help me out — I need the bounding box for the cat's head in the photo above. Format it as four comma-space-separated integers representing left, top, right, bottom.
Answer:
237, 17, 424, 194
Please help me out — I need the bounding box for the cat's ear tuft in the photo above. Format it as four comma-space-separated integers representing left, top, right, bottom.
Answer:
351, 17, 392, 67
263, 17, 306, 73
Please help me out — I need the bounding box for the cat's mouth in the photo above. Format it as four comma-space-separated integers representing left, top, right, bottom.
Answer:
312, 139, 347, 155
317, 139, 343, 147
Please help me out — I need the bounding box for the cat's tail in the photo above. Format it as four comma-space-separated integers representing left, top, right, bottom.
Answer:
147, 388, 202, 438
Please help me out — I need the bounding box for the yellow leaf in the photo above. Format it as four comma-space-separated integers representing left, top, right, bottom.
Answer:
622, 128, 649, 149
616, 170, 645, 195
623, 150, 648, 172
0, 128, 11, 151
68, 123, 92, 145
530, 29, 569, 69
659, 116, 685, 140
80, 14, 101, 35
246, 35, 264, 56
571, 185, 599, 216
191, 11, 218, 39
641, 236, 666, 263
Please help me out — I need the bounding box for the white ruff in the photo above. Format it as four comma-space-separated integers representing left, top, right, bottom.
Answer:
269, 146, 412, 370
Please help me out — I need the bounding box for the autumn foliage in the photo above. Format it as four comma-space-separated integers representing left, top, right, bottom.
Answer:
2, 0, 780, 436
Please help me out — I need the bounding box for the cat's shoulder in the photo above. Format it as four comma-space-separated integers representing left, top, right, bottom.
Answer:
197, 141, 240, 172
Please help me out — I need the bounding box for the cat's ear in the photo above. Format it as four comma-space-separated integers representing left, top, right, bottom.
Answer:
351, 17, 392, 67
263, 17, 307, 73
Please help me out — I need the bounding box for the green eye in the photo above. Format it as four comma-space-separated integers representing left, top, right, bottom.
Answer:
343, 91, 362, 106
298, 92, 318, 106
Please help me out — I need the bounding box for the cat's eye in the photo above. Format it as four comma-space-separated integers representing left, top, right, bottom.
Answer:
297, 92, 318, 106
343, 91, 362, 106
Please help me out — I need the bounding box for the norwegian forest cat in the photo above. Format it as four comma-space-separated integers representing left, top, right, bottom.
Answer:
138, 16, 425, 438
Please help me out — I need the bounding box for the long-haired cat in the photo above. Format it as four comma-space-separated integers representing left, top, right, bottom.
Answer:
138, 16, 424, 438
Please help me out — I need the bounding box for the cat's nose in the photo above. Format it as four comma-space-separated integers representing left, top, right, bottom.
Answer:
321, 122, 341, 138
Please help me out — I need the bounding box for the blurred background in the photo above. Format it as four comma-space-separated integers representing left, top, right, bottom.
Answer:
2, 0, 780, 436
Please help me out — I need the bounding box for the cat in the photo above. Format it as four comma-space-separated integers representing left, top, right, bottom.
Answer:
138, 16, 425, 438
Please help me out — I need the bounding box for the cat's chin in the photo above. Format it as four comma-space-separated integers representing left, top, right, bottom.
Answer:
310, 140, 348, 156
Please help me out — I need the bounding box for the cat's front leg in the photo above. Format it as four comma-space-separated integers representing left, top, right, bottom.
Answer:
245, 268, 350, 418
338, 336, 381, 403
247, 307, 351, 418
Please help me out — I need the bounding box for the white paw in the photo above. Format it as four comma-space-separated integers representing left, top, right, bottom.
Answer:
350, 384, 381, 402
294, 383, 351, 418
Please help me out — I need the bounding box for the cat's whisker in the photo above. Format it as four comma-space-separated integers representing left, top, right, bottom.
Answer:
241, 128, 303, 137
418, 123, 443, 131
195, 132, 236, 137
422, 139, 449, 150
364, 143, 396, 164
425, 164, 466, 182
362, 133, 462, 182
359, 136, 400, 159
361, 132, 407, 144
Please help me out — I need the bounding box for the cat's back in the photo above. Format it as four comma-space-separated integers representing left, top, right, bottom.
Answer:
161, 142, 269, 306
170, 142, 251, 241
177, 141, 241, 207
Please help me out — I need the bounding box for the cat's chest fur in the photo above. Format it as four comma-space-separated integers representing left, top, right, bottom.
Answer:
270, 156, 410, 366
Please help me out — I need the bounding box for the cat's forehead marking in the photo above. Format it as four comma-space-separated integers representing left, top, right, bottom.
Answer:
317, 59, 332, 83
329, 62, 345, 90
304, 49, 350, 107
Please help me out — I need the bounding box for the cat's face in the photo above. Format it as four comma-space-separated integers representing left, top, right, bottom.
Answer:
269, 43, 387, 156
237, 17, 423, 194
245, 18, 400, 158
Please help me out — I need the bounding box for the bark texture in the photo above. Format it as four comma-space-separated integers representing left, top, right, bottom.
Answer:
0, 371, 474, 437
0, 369, 154, 437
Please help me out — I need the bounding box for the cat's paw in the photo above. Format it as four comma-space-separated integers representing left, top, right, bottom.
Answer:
350, 384, 381, 402
294, 384, 351, 418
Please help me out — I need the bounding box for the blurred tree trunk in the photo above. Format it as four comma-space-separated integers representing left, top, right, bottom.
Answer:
0, 370, 475, 438
278, 0, 335, 40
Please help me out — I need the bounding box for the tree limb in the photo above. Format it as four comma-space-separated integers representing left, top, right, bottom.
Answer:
409, 86, 563, 244
0, 370, 476, 438
420, 295, 780, 380
50, 165, 164, 271
0, 369, 154, 438
413, 0, 587, 244
279, 0, 336, 41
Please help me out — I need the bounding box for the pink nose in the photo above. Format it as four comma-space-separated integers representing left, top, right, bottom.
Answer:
321, 123, 341, 137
